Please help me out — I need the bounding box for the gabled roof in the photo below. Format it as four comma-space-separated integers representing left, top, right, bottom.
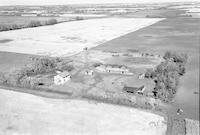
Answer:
123, 86, 138, 93
138, 85, 145, 91
123, 85, 145, 93
58, 71, 70, 78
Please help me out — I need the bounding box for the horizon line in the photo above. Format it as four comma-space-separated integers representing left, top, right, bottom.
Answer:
0, 1, 199, 6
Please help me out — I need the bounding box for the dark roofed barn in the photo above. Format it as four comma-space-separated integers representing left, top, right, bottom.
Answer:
123, 85, 145, 94
123, 86, 138, 94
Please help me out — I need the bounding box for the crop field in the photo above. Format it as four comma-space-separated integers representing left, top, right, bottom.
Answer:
0, 89, 167, 135
0, 51, 34, 72
0, 18, 163, 57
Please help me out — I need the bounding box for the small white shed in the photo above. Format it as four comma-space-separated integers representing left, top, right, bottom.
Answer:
54, 71, 72, 85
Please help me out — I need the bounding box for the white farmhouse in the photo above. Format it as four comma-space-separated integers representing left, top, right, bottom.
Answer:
54, 71, 72, 85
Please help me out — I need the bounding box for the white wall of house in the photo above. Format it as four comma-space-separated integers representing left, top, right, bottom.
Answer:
54, 75, 71, 85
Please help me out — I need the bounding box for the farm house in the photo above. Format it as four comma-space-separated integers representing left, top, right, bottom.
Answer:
54, 71, 72, 85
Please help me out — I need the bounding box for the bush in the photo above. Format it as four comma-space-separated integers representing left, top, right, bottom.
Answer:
45, 19, 58, 25
0, 72, 7, 84
145, 68, 156, 79
154, 70, 179, 102
26, 57, 59, 75
93, 63, 102, 67
75, 16, 84, 20
1, 69, 25, 87
0, 57, 74, 88
0, 25, 10, 31
27, 20, 42, 27
58, 64, 74, 72
19, 76, 41, 88
152, 51, 188, 102
21, 56, 74, 76
163, 51, 188, 64
0, 19, 58, 32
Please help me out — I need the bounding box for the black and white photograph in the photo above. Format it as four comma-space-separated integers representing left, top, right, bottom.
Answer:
0, 0, 199, 135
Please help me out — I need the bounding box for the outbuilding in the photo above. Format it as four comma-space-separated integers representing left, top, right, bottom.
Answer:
138, 73, 145, 79
123, 85, 146, 95
123, 86, 139, 94
85, 70, 94, 76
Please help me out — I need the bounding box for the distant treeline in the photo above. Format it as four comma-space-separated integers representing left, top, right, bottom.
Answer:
0, 19, 58, 32
145, 51, 188, 102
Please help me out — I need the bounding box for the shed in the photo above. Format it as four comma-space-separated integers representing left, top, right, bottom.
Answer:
137, 85, 146, 95
138, 73, 145, 79
85, 70, 94, 76
123, 86, 139, 94
123, 85, 145, 95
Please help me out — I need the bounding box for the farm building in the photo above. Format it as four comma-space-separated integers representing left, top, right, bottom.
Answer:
95, 65, 107, 72
138, 73, 145, 79
21, 13, 38, 16
106, 65, 129, 74
123, 85, 146, 95
123, 86, 138, 94
131, 52, 142, 57
85, 70, 94, 76
137, 86, 146, 95
95, 64, 132, 75
54, 71, 72, 85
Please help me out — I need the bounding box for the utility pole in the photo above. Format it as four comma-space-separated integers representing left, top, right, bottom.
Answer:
83, 47, 88, 68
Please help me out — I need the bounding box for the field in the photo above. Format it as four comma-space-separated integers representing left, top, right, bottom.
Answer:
0, 89, 167, 135
0, 51, 34, 72
94, 18, 200, 120
0, 5, 199, 135
0, 18, 163, 57
185, 118, 200, 135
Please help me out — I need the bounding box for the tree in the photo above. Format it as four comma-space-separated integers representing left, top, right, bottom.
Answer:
0, 72, 6, 84
28, 20, 42, 27
163, 51, 188, 64
145, 68, 156, 79
45, 19, 58, 25
153, 53, 186, 102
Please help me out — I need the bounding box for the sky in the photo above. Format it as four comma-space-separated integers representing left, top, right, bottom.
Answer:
0, 0, 199, 6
